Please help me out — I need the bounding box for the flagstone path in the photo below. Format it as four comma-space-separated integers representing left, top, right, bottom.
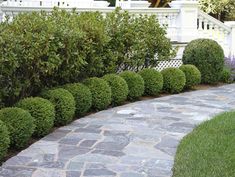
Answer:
1, 84, 235, 177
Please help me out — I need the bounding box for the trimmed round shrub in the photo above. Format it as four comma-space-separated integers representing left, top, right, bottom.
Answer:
119, 71, 145, 100
16, 97, 55, 137
41, 88, 76, 126
0, 107, 34, 149
103, 74, 129, 105
0, 120, 10, 160
84, 77, 111, 110
63, 83, 92, 116
182, 39, 224, 84
161, 67, 186, 93
220, 67, 233, 83
139, 68, 163, 96
179, 64, 201, 88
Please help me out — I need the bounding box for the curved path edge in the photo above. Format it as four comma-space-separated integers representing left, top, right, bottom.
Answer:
1, 84, 235, 177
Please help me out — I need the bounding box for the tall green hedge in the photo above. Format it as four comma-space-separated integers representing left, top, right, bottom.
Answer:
0, 9, 173, 107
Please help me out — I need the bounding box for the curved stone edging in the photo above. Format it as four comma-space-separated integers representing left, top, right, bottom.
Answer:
1, 84, 235, 177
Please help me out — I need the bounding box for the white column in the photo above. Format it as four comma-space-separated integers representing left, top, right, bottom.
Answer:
225, 21, 235, 57
169, 0, 199, 43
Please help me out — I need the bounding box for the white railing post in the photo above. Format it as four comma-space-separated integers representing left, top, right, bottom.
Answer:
225, 21, 235, 57
170, 0, 198, 43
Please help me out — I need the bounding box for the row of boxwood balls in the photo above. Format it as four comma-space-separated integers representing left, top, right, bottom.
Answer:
0, 64, 201, 161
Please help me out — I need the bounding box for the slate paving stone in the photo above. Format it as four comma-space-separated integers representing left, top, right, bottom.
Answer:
75, 128, 102, 134
79, 140, 97, 148
59, 137, 82, 145
66, 162, 84, 171
43, 154, 55, 162
42, 130, 70, 141
66, 171, 81, 177
86, 163, 106, 169
94, 142, 128, 151
103, 130, 130, 136
155, 136, 179, 149
83, 168, 116, 176
3, 156, 32, 166
0, 166, 35, 177
32, 168, 65, 177
28, 161, 65, 169
120, 172, 145, 177
58, 146, 90, 160
91, 149, 125, 157
1, 84, 235, 177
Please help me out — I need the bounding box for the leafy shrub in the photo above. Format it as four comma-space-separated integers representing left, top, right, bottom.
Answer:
103, 74, 128, 105
0, 10, 107, 106
182, 39, 224, 84
41, 88, 76, 126
161, 68, 186, 93
84, 77, 111, 110
0, 9, 172, 107
103, 8, 174, 73
220, 67, 233, 83
76, 12, 109, 78
119, 71, 145, 100
139, 68, 163, 96
179, 65, 201, 88
63, 83, 92, 116
0, 107, 34, 149
16, 97, 55, 137
0, 120, 10, 160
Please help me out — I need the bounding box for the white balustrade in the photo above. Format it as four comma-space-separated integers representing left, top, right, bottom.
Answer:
198, 10, 232, 57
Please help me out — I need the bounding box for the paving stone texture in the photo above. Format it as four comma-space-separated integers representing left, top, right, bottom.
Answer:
1, 84, 235, 177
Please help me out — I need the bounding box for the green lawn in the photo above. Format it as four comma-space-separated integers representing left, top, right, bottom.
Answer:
173, 111, 235, 177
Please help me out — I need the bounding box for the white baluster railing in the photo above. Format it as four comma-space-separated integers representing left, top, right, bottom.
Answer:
198, 10, 232, 56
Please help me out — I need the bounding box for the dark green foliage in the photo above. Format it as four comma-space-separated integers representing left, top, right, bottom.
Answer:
74, 12, 109, 78
0, 120, 10, 161
16, 97, 55, 137
182, 39, 224, 84
139, 68, 163, 96
41, 88, 76, 126
0, 9, 107, 106
0, 9, 172, 107
104, 9, 174, 73
220, 67, 233, 83
119, 71, 145, 100
103, 74, 129, 105
161, 68, 186, 93
0, 107, 34, 149
179, 65, 201, 88
63, 83, 92, 116
84, 77, 111, 110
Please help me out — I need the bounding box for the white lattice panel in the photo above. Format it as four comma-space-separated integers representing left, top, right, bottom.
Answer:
156, 59, 183, 71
